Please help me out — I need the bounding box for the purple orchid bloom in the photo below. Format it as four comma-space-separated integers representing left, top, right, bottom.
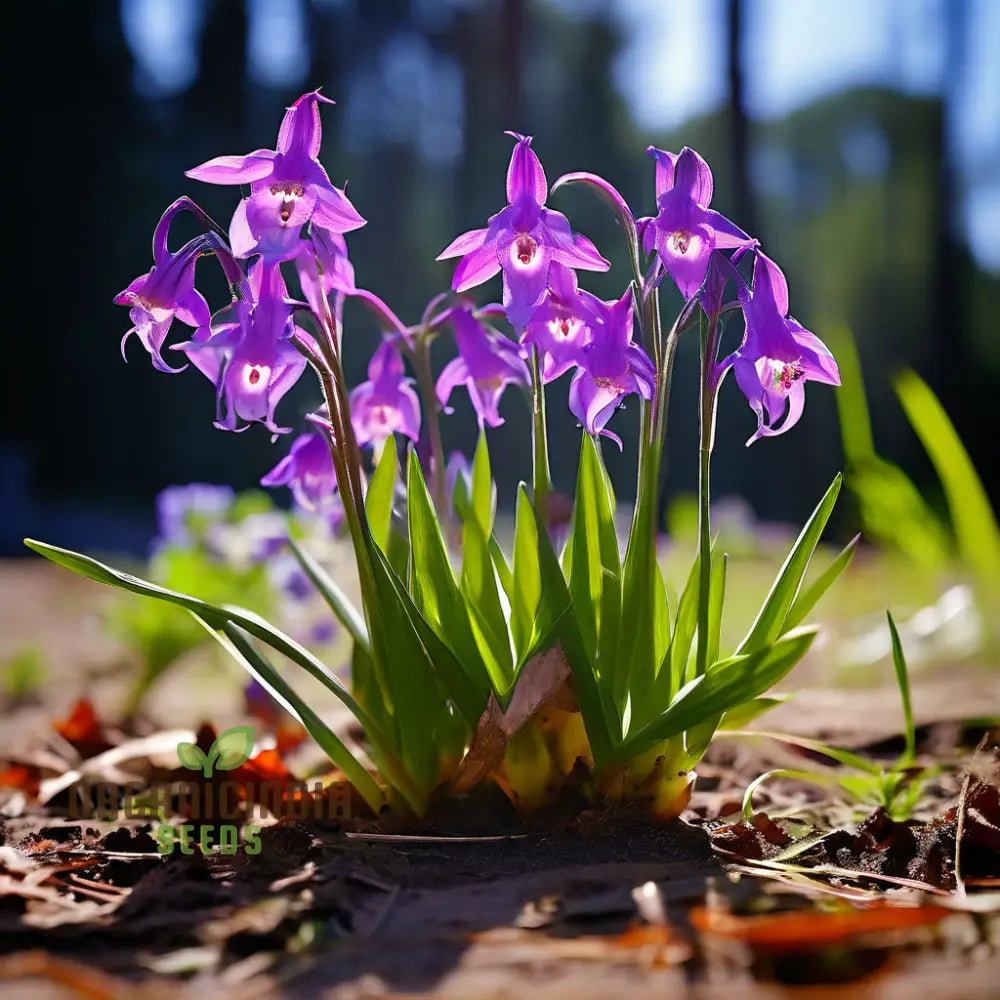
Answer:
187, 90, 366, 263
261, 425, 339, 512
349, 340, 422, 448
726, 252, 840, 445
437, 133, 609, 328
114, 201, 213, 373
644, 146, 755, 300
177, 262, 307, 434
436, 305, 530, 428
568, 289, 655, 448
521, 263, 597, 382
294, 227, 356, 319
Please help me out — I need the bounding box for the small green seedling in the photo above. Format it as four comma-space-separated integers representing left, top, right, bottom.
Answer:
175, 725, 255, 778
740, 610, 934, 822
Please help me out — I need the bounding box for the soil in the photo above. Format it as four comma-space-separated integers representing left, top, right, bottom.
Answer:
1, 561, 998, 998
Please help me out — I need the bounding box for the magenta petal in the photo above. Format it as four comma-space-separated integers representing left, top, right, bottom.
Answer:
646, 146, 678, 200
505, 133, 547, 207
753, 252, 790, 317
186, 151, 275, 185
229, 199, 258, 258
672, 147, 714, 207
276, 90, 333, 162
437, 227, 489, 260
309, 167, 367, 234
174, 288, 212, 329
704, 209, 752, 250
436, 357, 470, 410
452, 245, 502, 293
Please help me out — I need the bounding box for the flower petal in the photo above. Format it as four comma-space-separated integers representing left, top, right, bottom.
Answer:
186, 151, 275, 185
505, 133, 547, 206
437, 227, 489, 260
672, 147, 714, 207
452, 244, 502, 293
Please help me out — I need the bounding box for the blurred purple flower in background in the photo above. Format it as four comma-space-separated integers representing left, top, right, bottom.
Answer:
436, 305, 530, 428
437, 134, 609, 327
186, 90, 365, 262
154, 483, 235, 548
349, 340, 421, 448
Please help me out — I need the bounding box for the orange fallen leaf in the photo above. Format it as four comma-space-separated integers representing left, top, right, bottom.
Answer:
691, 900, 952, 951
53, 698, 113, 758
0, 764, 42, 797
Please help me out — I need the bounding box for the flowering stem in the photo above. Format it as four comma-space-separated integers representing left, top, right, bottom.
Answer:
530, 345, 552, 522
696, 310, 721, 678
410, 334, 448, 517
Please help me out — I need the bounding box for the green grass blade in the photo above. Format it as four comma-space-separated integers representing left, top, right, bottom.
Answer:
784, 534, 859, 631
885, 610, 916, 765
895, 368, 1000, 601
736, 474, 842, 655
286, 536, 369, 655
619, 628, 818, 759
510, 487, 543, 660
705, 550, 727, 669
742, 768, 841, 820
718, 728, 884, 775
190, 613, 386, 816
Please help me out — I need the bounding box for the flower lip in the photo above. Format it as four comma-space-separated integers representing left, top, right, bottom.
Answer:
512, 234, 539, 267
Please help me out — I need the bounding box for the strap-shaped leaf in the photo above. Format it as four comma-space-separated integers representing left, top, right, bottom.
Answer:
405, 452, 499, 691
704, 551, 727, 669
366, 433, 398, 553
509, 487, 543, 660
784, 534, 859, 631
895, 369, 1000, 600
568, 434, 621, 658
24, 538, 388, 745
189, 614, 386, 814
736, 474, 842, 655
459, 439, 513, 686
886, 610, 916, 765
618, 627, 818, 760
286, 536, 370, 655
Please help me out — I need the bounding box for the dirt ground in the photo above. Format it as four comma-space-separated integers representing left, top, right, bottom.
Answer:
1, 561, 998, 999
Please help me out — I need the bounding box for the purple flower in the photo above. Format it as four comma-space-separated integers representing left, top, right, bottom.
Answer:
187, 90, 366, 263
521, 263, 597, 382
437, 134, 609, 328
725, 252, 840, 445
644, 146, 755, 299
154, 483, 235, 548
568, 289, 655, 448
114, 201, 213, 373
349, 340, 422, 448
294, 228, 356, 319
177, 262, 307, 434
436, 305, 530, 428
261, 426, 339, 512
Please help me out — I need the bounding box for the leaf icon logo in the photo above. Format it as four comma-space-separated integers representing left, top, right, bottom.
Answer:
176, 725, 255, 777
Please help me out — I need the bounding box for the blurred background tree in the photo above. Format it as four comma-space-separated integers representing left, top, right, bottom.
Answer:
7, 0, 998, 554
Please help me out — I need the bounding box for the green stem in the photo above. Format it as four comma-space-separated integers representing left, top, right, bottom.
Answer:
530, 345, 551, 523
696, 310, 721, 678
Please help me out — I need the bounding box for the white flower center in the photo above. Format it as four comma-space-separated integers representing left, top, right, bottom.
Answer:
242, 364, 271, 391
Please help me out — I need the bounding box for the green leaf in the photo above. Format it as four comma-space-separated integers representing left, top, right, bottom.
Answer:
366, 434, 398, 553
510, 487, 543, 660
736, 475, 842, 655
705, 550, 727, 669
286, 535, 369, 655
742, 768, 840, 819
718, 695, 792, 730
459, 440, 513, 687
210, 724, 255, 771
176, 742, 206, 771
23, 539, 389, 749
568, 435, 621, 659
719, 728, 883, 775
784, 534, 859, 632
189, 614, 386, 815
895, 368, 1000, 600
886, 610, 916, 765
620, 628, 818, 759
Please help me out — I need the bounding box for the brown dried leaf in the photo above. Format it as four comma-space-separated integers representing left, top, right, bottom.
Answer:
453, 646, 578, 794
